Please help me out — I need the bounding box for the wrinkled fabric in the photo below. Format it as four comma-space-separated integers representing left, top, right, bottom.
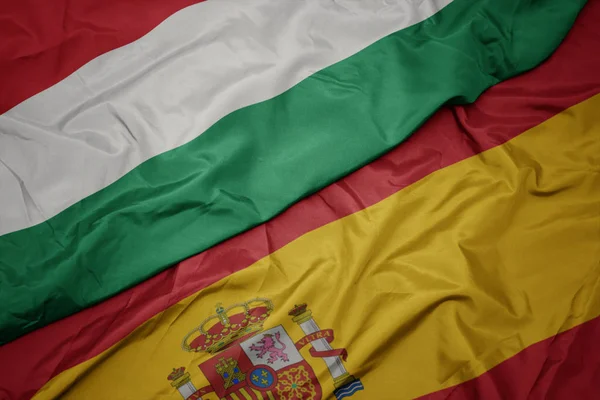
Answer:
1, 2, 599, 395
30, 92, 600, 400
0, 0, 588, 345
0, 0, 203, 114
419, 317, 600, 399
0, 0, 453, 236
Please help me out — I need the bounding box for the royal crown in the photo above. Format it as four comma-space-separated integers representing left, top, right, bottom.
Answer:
182, 298, 274, 354
288, 303, 308, 317
167, 367, 193, 389
167, 367, 186, 381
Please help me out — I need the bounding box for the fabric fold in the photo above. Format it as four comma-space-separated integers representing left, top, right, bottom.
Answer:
0, 0, 587, 345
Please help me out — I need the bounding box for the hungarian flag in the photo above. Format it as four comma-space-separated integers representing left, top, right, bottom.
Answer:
0, 0, 598, 399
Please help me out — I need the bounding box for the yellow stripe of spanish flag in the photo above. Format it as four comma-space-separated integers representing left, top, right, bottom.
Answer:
34, 94, 600, 400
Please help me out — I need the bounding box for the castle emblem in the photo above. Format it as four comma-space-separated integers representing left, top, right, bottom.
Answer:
167, 299, 364, 400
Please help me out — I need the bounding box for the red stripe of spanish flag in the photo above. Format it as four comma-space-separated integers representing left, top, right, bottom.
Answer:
31, 88, 600, 398
1, 3, 600, 398
419, 316, 600, 399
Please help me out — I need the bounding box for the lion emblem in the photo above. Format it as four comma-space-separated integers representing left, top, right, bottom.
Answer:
249, 332, 289, 364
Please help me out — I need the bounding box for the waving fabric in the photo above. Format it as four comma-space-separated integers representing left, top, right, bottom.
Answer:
1, 0, 598, 399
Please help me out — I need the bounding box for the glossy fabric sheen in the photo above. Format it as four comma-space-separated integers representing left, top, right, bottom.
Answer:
0, 0, 205, 113
32, 94, 600, 400
0, 0, 586, 345
0, 0, 453, 236
3, 2, 600, 395
419, 316, 600, 399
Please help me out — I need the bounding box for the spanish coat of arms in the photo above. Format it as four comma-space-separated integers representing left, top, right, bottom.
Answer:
166, 298, 363, 400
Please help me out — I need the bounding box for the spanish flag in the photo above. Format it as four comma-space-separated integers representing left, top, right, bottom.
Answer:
0, 0, 598, 399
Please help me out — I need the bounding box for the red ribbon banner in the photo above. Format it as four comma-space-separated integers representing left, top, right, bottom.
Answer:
190, 385, 214, 399
294, 329, 348, 361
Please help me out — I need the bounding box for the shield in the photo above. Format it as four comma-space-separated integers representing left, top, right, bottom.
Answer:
199, 325, 322, 399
